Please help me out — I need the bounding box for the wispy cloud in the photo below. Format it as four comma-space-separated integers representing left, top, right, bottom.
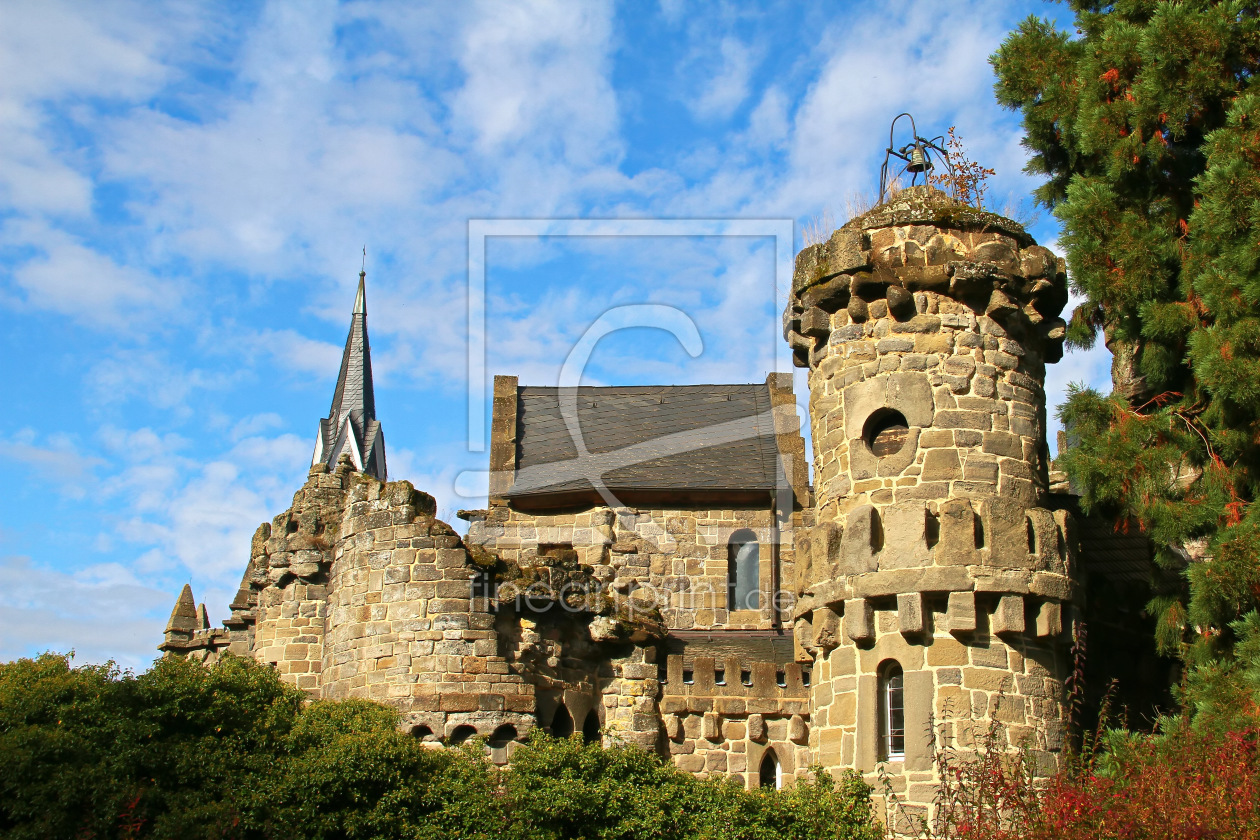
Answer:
0, 554, 171, 671
688, 36, 758, 120
0, 430, 103, 499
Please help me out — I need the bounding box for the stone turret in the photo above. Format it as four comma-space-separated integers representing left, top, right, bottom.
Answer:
159, 582, 225, 661
784, 186, 1077, 828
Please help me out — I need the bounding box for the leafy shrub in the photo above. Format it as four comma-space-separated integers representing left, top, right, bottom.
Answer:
0, 653, 880, 840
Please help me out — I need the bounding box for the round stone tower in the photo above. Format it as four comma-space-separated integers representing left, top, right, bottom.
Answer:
784, 186, 1077, 828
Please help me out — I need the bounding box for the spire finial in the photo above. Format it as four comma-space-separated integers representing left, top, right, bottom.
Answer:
354, 250, 366, 315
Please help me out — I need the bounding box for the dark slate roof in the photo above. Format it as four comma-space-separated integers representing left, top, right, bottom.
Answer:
509, 384, 784, 496
1076, 513, 1155, 582
1048, 493, 1154, 583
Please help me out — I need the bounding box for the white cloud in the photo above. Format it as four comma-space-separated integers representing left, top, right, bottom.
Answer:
0, 554, 171, 671
231, 412, 284, 441
1, 220, 179, 329
452, 0, 619, 166
0, 429, 103, 498
111, 431, 310, 585
0, 1, 170, 101
0, 0, 177, 217
688, 36, 758, 120
248, 328, 344, 380
746, 85, 789, 149
84, 349, 228, 416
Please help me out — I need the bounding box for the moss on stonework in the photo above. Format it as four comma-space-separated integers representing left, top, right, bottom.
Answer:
466, 542, 498, 568
846, 185, 1031, 246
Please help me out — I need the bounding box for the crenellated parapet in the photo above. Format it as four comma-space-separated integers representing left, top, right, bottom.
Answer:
660, 654, 811, 785
785, 186, 1068, 372
662, 654, 810, 709
795, 496, 1077, 647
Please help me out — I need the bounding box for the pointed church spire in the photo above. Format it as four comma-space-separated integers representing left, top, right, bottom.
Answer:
311, 266, 387, 481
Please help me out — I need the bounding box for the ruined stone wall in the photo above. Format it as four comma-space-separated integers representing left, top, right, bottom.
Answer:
317, 477, 542, 742
173, 459, 687, 755
244, 467, 348, 690
661, 655, 810, 788
176, 462, 540, 744
467, 504, 800, 632
784, 187, 1077, 828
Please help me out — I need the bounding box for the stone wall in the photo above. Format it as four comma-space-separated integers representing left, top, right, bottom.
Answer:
170, 458, 678, 756
466, 504, 798, 632
661, 654, 810, 787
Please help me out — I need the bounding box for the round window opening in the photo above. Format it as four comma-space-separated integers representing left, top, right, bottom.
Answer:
864, 408, 910, 457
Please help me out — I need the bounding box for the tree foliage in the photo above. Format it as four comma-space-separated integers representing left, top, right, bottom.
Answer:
0, 653, 881, 840
992, 0, 1260, 728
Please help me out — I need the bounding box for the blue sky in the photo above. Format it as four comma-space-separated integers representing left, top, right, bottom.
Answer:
0, 0, 1109, 671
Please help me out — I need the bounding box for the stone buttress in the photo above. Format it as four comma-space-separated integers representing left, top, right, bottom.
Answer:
784, 186, 1078, 828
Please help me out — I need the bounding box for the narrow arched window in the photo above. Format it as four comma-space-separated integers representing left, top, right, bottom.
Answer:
728, 529, 760, 611
449, 724, 477, 746
551, 703, 574, 738
488, 724, 517, 749
759, 749, 782, 789
879, 661, 905, 761
582, 709, 601, 744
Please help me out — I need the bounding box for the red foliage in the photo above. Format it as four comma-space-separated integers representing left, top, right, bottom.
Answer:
943, 728, 1260, 840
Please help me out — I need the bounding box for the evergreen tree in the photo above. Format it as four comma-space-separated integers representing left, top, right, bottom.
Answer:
992, 1, 1260, 729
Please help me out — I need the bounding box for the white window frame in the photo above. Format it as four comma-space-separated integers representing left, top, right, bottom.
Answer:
880, 661, 905, 762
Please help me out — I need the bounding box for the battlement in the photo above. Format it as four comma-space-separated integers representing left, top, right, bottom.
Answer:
794, 494, 1075, 647
660, 654, 809, 718
784, 186, 1070, 371
798, 499, 1076, 588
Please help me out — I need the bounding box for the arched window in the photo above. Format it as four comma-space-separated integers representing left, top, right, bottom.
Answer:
728, 529, 760, 611
551, 703, 574, 738
759, 749, 782, 789
582, 709, 601, 744
879, 661, 905, 761
488, 724, 517, 749
448, 724, 477, 746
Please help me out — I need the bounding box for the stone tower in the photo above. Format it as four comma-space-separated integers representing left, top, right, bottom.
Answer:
784, 186, 1077, 826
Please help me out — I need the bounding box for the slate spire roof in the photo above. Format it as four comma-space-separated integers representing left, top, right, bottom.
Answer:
311, 269, 387, 481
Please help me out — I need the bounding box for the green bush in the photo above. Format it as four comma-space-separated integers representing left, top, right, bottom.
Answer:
0, 653, 879, 840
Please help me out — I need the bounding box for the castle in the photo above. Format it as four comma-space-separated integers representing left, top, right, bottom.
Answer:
160, 187, 1163, 827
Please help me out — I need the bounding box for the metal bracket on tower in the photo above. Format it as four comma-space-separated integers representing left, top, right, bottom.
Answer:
878, 112, 953, 203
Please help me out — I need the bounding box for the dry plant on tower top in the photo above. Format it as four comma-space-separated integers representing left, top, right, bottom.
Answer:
931, 126, 996, 210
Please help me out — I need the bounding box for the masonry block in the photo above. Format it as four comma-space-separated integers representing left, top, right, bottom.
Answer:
843, 598, 875, 643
